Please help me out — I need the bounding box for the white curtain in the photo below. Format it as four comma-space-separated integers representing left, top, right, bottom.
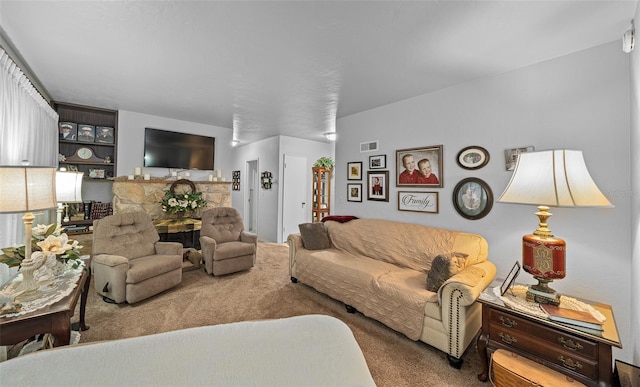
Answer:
0, 47, 59, 284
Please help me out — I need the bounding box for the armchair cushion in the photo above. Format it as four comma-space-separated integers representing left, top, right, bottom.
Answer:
127, 254, 183, 283
200, 207, 244, 243
215, 241, 256, 261
93, 211, 158, 259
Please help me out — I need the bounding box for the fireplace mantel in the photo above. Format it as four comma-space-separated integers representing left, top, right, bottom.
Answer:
112, 177, 232, 220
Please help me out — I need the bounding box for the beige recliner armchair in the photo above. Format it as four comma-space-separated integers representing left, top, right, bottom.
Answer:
92, 212, 183, 304
200, 207, 257, 275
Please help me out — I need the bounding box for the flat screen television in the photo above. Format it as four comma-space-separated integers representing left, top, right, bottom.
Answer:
144, 128, 215, 170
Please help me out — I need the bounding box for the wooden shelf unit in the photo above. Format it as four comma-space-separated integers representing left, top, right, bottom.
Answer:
54, 101, 118, 180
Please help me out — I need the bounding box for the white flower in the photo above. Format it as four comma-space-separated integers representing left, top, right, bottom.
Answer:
37, 234, 73, 255
191, 201, 198, 209
168, 198, 178, 207
179, 200, 189, 208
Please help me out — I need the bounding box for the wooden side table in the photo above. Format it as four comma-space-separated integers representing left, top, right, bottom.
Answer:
0, 268, 90, 347
476, 284, 622, 387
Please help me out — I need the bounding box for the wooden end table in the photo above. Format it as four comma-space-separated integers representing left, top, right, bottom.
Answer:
0, 267, 91, 347
476, 282, 622, 387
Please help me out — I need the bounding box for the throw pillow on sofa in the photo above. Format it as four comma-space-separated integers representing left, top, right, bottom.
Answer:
298, 223, 331, 250
425, 252, 469, 292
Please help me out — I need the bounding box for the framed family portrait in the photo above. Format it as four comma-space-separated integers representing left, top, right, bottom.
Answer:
367, 171, 389, 202
457, 146, 489, 170
452, 177, 493, 220
369, 154, 386, 169
347, 162, 362, 180
347, 183, 362, 202
504, 146, 534, 171
396, 145, 443, 187
398, 191, 438, 214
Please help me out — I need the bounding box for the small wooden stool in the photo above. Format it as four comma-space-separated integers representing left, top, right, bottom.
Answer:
490, 349, 586, 387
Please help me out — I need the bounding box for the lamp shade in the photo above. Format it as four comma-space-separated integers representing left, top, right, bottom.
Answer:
56, 171, 84, 203
498, 150, 613, 208
0, 166, 57, 213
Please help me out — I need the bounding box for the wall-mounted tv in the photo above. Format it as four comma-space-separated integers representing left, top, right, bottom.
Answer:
144, 128, 215, 170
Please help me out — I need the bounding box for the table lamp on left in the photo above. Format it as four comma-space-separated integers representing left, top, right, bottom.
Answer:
0, 166, 57, 299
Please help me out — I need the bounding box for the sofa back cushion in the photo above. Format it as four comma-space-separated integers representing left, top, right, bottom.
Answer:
93, 211, 159, 259
325, 218, 487, 273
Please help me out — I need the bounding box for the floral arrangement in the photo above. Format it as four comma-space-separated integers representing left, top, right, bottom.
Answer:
0, 223, 83, 269
160, 179, 207, 215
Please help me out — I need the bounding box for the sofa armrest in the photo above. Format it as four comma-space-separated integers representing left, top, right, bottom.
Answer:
438, 260, 497, 306
240, 231, 258, 245
155, 242, 183, 255
287, 233, 304, 277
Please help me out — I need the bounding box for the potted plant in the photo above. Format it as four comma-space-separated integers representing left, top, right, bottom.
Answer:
314, 157, 334, 171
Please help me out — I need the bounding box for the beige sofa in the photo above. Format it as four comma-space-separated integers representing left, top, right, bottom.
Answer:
288, 218, 496, 368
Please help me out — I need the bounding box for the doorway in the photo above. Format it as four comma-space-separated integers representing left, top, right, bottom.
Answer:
282, 154, 307, 242
245, 159, 258, 233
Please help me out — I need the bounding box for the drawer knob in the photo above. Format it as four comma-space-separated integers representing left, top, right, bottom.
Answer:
559, 337, 583, 351
558, 355, 583, 371
499, 332, 517, 345
498, 315, 517, 328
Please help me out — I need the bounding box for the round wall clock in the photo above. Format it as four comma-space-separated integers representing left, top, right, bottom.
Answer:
77, 147, 93, 160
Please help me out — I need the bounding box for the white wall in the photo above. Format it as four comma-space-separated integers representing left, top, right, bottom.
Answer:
230, 135, 333, 243
277, 136, 334, 242
231, 136, 280, 242
116, 110, 233, 180
629, 2, 640, 366
336, 42, 633, 362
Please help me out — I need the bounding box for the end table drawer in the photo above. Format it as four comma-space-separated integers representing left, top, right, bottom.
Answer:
489, 309, 597, 358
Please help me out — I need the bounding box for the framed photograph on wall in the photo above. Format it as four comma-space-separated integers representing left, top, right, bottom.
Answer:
504, 146, 535, 171
457, 146, 489, 170
396, 145, 443, 187
347, 183, 362, 202
452, 177, 493, 220
369, 154, 386, 169
367, 171, 389, 202
347, 162, 362, 180
398, 191, 438, 213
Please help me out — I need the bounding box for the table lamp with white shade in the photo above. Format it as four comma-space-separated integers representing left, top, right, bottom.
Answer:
0, 166, 57, 299
56, 170, 84, 227
497, 150, 613, 305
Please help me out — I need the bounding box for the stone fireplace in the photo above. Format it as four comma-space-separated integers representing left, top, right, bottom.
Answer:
112, 177, 232, 220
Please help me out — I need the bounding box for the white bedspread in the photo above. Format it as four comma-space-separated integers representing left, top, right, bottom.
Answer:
0, 314, 376, 386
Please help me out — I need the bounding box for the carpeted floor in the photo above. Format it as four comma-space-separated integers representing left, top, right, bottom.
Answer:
76, 242, 485, 386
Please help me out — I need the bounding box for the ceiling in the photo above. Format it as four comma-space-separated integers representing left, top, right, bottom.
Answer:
1, 1, 637, 145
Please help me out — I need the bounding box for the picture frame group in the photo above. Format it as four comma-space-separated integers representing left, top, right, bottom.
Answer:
59, 122, 115, 144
